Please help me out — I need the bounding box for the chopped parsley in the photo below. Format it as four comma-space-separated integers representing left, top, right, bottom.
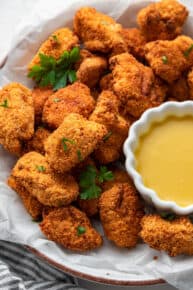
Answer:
162, 55, 168, 64
79, 165, 114, 200
77, 225, 86, 236
61, 137, 75, 151
184, 44, 193, 57
52, 35, 59, 44
0, 99, 8, 108
160, 212, 176, 221
36, 165, 46, 172
103, 131, 112, 142
28, 47, 80, 91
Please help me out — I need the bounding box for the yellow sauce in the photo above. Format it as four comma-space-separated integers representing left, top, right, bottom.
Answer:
135, 116, 193, 207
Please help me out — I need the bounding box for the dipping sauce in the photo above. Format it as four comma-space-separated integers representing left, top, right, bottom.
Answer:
135, 116, 193, 207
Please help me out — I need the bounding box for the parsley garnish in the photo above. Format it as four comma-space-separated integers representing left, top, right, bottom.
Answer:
28, 47, 80, 91
0, 99, 8, 108
52, 35, 59, 44
79, 165, 114, 200
77, 150, 83, 161
53, 98, 61, 103
77, 225, 86, 236
160, 212, 176, 221
61, 137, 75, 151
36, 165, 46, 172
162, 55, 168, 64
103, 131, 112, 142
184, 44, 193, 57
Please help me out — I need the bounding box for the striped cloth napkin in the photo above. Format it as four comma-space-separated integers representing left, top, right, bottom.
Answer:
0, 241, 86, 290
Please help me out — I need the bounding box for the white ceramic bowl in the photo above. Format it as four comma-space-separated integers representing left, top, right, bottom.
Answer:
123, 101, 193, 215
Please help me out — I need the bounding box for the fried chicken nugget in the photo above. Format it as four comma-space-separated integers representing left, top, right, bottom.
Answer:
167, 75, 190, 101
99, 73, 114, 91
12, 152, 79, 207
42, 82, 95, 129
23, 127, 51, 155
145, 36, 193, 83
40, 206, 103, 251
99, 183, 144, 248
140, 215, 193, 256
77, 55, 107, 88
28, 28, 79, 70
0, 83, 34, 156
45, 113, 108, 173
32, 87, 53, 124
74, 7, 127, 55
121, 28, 146, 60
89, 90, 130, 164
110, 53, 167, 118
137, 0, 188, 41
8, 175, 43, 221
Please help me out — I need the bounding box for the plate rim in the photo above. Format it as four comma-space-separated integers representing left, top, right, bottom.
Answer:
26, 246, 165, 286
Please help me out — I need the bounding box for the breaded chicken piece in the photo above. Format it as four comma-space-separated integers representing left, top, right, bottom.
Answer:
12, 152, 79, 207
140, 215, 193, 256
121, 28, 146, 60
78, 198, 99, 217
99, 73, 114, 91
99, 183, 144, 248
145, 36, 193, 83
28, 28, 79, 70
40, 206, 103, 251
167, 75, 190, 101
102, 167, 132, 191
32, 87, 53, 124
45, 113, 108, 173
77, 55, 107, 88
110, 53, 167, 118
90, 91, 130, 163
42, 82, 95, 129
23, 127, 51, 155
187, 68, 193, 100
0, 83, 34, 156
137, 0, 188, 41
74, 7, 127, 55
8, 175, 43, 221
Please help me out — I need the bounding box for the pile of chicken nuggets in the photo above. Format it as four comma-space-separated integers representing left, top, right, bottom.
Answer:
2, 0, 193, 256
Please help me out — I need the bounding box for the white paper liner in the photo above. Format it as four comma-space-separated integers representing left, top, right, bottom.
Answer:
0, 0, 193, 289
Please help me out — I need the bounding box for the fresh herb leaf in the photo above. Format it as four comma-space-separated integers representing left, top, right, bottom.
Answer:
36, 165, 46, 172
184, 44, 193, 57
0, 99, 8, 108
103, 131, 112, 142
28, 47, 80, 90
79, 165, 113, 200
98, 166, 114, 183
52, 35, 59, 44
77, 225, 86, 236
160, 212, 176, 221
77, 150, 83, 161
162, 55, 168, 64
61, 137, 75, 151
53, 98, 61, 103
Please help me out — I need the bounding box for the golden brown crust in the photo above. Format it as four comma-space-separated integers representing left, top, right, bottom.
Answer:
40, 206, 103, 251
99, 73, 114, 91
90, 90, 130, 164
74, 7, 127, 55
99, 183, 144, 248
137, 0, 188, 41
23, 127, 51, 155
77, 55, 107, 88
45, 113, 108, 173
167, 75, 190, 101
102, 168, 132, 191
110, 53, 167, 118
42, 82, 95, 129
121, 28, 146, 60
77, 197, 99, 217
28, 28, 79, 70
0, 83, 34, 156
32, 87, 54, 125
145, 35, 193, 83
140, 215, 193, 256
8, 175, 43, 220
12, 152, 79, 207
187, 68, 193, 100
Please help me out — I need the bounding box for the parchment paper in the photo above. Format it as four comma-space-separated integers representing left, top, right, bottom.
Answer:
1, 1, 193, 289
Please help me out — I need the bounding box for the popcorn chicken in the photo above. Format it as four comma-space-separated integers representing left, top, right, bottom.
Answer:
99, 73, 114, 91
137, 0, 188, 41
